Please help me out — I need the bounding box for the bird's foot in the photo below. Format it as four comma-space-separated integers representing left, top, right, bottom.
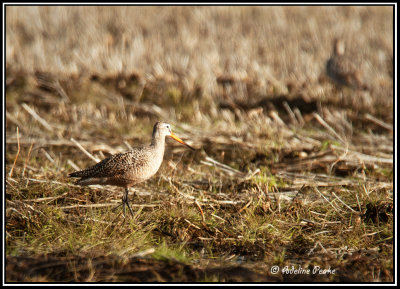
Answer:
121, 194, 135, 217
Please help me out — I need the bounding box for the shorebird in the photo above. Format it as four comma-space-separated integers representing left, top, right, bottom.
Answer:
326, 38, 367, 90
69, 121, 195, 216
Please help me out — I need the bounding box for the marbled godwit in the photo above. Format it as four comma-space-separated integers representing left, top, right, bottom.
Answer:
326, 38, 367, 90
69, 121, 194, 216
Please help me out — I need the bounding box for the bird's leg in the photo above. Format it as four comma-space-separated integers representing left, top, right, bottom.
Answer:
112, 192, 126, 216
122, 192, 127, 216
124, 188, 135, 217
112, 188, 135, 217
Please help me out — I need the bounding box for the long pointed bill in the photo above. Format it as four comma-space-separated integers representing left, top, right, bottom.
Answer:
169, 132, 195, 150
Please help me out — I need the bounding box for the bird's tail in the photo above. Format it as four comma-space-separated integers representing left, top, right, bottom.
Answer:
69, 170, 84, 178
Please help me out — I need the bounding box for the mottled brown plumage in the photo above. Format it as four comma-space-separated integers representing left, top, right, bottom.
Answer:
69, 121, 194, 216
326, 38, 367, 90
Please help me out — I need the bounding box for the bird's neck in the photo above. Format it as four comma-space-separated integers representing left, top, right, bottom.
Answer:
334, 42, 345, 56
151, 134, 166, 153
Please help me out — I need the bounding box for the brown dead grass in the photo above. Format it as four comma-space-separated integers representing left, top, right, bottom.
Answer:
5, 5, 394, 283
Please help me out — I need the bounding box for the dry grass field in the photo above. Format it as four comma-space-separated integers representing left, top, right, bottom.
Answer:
5, 6, 394, 283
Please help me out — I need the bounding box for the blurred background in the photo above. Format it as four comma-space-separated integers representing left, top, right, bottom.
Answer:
5, 6, 394, 282
6, 6, 393, 102
6, 6, 394, 139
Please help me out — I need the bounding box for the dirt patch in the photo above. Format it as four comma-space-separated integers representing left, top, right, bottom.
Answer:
6, 254, 269, 282
6, 251, 393, 283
